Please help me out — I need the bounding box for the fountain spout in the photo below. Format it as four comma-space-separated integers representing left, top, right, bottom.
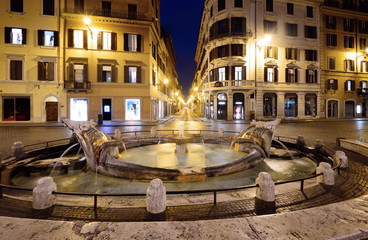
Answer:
179, 123, 185, 138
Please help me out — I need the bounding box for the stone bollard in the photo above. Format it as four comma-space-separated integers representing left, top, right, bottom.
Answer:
314, 139, 323, 150
33, 177, 57, 210
334, 151, 348, 169
146, 178, 166, 214
151, 127, 157, 137
11, 142, 25, 160
114, 129, 122, 139
255, 172, 275, 215
297, 136, 306, 150
219, 128, 224, 137
316, 162, 335, 186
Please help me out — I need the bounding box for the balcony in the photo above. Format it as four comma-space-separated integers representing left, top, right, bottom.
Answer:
204, 80, 255, 91
64, 8, 151, 22
64, 81, 91, 92
209, 29, 253, 42
324, 0, 340, 7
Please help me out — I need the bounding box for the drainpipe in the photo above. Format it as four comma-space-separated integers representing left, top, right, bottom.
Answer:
254, 0, 257, 119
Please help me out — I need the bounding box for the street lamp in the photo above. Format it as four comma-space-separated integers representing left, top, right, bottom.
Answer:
84, 17, 93, 38
164, 78, 169, 84
257, 35, 271, 49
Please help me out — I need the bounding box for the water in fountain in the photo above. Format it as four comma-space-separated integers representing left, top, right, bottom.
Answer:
273, 139, 294, 160
49, 143, 80, 176
60, 143, 80, 158
179, 123, 185, 138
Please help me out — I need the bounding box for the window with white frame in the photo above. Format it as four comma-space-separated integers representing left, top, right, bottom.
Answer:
265, 67, 277, 82
73, 30, 84, 48
344, 59, 355, 71
38, 61, 55, 81
306, 69, 317, 83
5, 27, 26, 45
362, 61, 368, 72
38, 30, 58, 47
74, 64, 84, 83
128, 34, 137, 51
218, 67, 226, 81
235, 66, 242, 80
9, 59, 23, 80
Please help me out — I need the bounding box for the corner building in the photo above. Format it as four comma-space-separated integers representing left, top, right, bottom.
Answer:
61, 0, 180, 122
194, 0, 323, 120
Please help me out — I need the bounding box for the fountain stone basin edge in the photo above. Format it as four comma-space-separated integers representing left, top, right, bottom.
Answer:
60, 118, 281, 181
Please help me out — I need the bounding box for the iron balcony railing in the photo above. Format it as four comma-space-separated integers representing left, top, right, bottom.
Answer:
64, 81, 91, 92
63, 8, 151, 22
209, 29, 253, 41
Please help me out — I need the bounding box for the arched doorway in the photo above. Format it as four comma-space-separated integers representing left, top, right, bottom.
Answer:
45, 96, 58, 122
345, 100, 355, 118
233, 93, 244, 120
217, 93, 227, 120
327, 100, 338, 118
285, 93, 298, 118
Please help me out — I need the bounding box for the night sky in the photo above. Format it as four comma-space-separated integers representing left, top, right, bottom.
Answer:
160, 0, 205, 98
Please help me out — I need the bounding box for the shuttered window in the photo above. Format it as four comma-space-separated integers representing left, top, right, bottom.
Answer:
38, 61, 54, 81
10, 60, 23, 80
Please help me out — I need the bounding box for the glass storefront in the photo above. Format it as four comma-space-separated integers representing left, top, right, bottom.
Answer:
3, 97, 30, 121
285, 94, 297, 118
263, 93, 277, 117
125, 99, 141, 120
233, 93, 244, 120
305, 94, 317, 116
70, 98, 88, 121
217, 93, 227, 120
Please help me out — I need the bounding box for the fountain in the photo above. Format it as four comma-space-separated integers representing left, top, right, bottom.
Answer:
8, 118, 327, 193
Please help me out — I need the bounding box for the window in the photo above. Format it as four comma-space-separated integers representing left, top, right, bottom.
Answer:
218, 19, 229, 35
152, 42, 156, 59
287, 3, 294, 15
305, 94, 317, 116
102, 1, 111, 16
10, 0, 23, 13
10, 60, 23, 80
232, 66, 244, 80
38, 30, 59, 47
285, 23, 297, 36
231, 17, 246, 34
360, 38, 367, 50
97, 64, 117, 83
327, 79, 338, 90
306, 6, 313, 18
359, 20, 368, 34
326, 34, 337, 46
218, 45, 229, 58
218, 67, 226, 80
97, 32, 117, 50
124, 34, 141, 52
305, 50, 317, 61
74, 0, 84, 13
43, 0, 55, 16
38, 61, 54, 81
68, 29, 87, 49
344, 59, 355, 71
5, 27, 26, 45
344, 19, 355, 32
344, 36, 355, 48
218, 0, 226, 11
128, 4, 137, 19
328, 57, 336, 70
264, 67, 278, 82
231, 44, 243, 56
124, 66, 141, 83
264, 20, 277, 34
265, 46, 278, 59
73, 64, 85, 83
361, 81, 367, 92
285, 68, 298, 83
285, 48, 297, 60
3, 97, 30, 121
210, 6, 213, 17
304, 26, 317, 39
326, 16, 336, 30
152, 69, 156, 85
125, 99, 141, 120
361, 61, 368, 72
263, 93, 277, 117
306, 69, 317, 83
266, 0, 273, 12
234, 0, 243, 8
345, 80, 355, 91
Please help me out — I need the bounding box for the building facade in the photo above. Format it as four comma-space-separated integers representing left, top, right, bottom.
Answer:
193, 0, 324, 120
0, 0, 65, 123
321, 0, 368, 118
0, 0, 181, 123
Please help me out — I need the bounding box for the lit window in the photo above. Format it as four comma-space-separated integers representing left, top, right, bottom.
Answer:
267, 68, 274, 82
362, 81, 367, 92
235, 66, 242, 80
74, 30, 84, 48
128, 34, 137, 51
218, 67, 226, 81
102, 65, 111, 82
103, 32, 111, 50
74, 64, 84, 83
129, 67, 137, 83
344, 60, 355, 71
38, 61, 54, 81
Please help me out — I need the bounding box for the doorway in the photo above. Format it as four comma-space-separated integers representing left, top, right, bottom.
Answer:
233, 93, 244, 120
345, 101, 355, 118
102, 98, 112, 121
327, 100, 338, 118
46, 102, 58, 121
217, 93, 227, 120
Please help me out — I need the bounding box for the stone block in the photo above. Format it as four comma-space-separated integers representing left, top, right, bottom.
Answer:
11, 142, 24, 160
219, 128, 224, 137
114, 129, 122, 139
32, 177, 57, 210
255, 172, 275, 202
146, 179, 166, 214
150, 127, 157, 136
334, 151, 348, 168
317, 162, 335, 186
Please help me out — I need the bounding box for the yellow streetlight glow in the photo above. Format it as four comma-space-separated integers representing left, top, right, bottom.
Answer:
194, 87, 198, 91
84, 17, 91, 25
175, 92, 179, 96
164, 78, 169, 84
